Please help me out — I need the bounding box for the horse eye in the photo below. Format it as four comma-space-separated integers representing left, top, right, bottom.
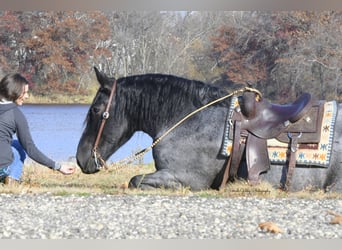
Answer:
92, 107, 100, 114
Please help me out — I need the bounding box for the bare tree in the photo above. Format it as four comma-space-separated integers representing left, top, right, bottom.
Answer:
270, 11, 342, 101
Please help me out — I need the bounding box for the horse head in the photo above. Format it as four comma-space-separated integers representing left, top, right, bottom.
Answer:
76, 67, 133, 174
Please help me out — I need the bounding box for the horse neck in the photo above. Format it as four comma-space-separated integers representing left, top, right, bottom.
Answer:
122, 77, 209, 140
128, 93, 196, 140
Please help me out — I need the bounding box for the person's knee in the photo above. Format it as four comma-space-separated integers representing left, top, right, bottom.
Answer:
8, 147, 24, 180
11, 140, 26, 162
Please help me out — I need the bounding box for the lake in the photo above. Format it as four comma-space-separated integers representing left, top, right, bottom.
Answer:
19, 104, 153, 164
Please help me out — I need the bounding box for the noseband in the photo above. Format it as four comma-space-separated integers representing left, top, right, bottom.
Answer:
92, 79, 117, 169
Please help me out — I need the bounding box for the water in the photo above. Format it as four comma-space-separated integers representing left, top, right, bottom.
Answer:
19, 104, 153, 164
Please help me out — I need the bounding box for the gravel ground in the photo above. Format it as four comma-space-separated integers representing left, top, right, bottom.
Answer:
0, 193, 341, 239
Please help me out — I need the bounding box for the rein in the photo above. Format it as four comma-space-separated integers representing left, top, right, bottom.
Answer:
92, 79, 117, 169
93, 84, 261, 171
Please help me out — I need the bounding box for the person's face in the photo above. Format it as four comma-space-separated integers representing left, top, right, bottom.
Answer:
15, 84, 29, 106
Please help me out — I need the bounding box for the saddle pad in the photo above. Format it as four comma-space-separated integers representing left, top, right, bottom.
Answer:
220, 95, 239, 156
220, 98, 338, 167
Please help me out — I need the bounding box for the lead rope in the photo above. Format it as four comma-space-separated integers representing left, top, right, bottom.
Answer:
105, 86, 262, 172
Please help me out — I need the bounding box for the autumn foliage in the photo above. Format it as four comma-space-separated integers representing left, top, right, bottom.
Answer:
0, 11, 341, 103
209, 11, 342, 102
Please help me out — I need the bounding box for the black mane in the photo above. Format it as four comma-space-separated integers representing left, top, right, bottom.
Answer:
85, 73, 232, 133
115, 74, 230, 126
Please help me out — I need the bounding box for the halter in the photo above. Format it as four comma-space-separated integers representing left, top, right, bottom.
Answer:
92, 79, 117, 169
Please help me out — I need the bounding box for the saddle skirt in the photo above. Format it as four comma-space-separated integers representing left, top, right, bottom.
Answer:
221, 95, 338, 167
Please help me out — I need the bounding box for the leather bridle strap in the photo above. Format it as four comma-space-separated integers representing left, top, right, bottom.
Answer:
92, 79, 117, 168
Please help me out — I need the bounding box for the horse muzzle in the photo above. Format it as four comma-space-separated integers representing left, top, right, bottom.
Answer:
92, 148, 108, 171
76, 154, 102, 174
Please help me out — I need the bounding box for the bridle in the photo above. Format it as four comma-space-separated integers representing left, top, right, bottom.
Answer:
92, 79, 117, 169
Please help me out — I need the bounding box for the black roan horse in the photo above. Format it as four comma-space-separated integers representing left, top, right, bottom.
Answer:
76, 67, 342, 192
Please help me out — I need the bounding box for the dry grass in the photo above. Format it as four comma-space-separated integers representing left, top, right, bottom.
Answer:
1, 162, 341, 199
27, 93, 93, 104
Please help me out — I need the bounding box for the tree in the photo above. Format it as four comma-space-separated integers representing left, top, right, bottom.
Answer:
209, 12, 305, 98
208, 11, 342, 102
271, 11, 342, 101
100, 11, 191, 77
0, 11, 25, 74
22, 11, 111, 95
1, 11, 340, 102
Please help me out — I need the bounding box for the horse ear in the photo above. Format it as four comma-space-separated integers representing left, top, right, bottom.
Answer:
94, 67, 107, 86
94, 67, 116, 89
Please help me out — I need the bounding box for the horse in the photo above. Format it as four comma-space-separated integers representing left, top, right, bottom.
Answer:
76, 67, 342, 192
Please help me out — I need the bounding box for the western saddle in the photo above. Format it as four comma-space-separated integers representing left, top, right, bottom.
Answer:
220, 90, 325, 191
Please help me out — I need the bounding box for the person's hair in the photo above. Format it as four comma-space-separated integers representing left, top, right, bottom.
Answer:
0, 73, 29, 101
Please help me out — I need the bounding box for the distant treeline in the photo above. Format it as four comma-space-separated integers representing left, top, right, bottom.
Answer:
1, 11, 341, 102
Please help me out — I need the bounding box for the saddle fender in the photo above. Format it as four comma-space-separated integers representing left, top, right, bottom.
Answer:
246, 134, 270, 184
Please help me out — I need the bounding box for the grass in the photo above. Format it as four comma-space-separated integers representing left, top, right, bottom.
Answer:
1, 161, 341, 199
27, 93, 94, 104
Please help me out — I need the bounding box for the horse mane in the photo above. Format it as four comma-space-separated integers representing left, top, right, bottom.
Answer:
115, 74, 231, 126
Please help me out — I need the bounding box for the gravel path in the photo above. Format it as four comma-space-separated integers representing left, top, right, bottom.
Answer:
0, 193, 341, 239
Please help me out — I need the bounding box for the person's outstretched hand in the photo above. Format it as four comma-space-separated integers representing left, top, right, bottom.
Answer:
58, 164, 76, 175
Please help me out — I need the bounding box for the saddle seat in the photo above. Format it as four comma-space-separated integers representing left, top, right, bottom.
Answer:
239, 92, 314, 139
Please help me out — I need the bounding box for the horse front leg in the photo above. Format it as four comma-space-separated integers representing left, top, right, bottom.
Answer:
128, 169, 183, 190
